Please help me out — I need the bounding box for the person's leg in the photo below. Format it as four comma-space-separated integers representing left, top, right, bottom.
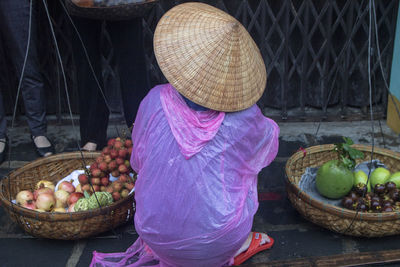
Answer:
107, 18, 149, 128
234, 232, 271, 257
0, 0, 53, 156
71, 17, 109, 150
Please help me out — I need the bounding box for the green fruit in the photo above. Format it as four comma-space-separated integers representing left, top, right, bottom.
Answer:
353, 170, 371, 192
88, 192, 113, 209
316, 160, 354, 199
388, 172, 400, 188
74, 198, 90, 211
370, 167, 391, 189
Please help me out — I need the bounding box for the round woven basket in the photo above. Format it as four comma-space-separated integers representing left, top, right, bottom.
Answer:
0, 152, 135, 240
285, 144, 400, 237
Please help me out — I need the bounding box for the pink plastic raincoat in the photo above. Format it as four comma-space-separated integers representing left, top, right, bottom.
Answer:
90, 84, 279, 266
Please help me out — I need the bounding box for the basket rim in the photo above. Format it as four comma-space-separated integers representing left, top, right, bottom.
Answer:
69, 0, 157, 10
285, 144, 400, 221
0, 151, 135, 221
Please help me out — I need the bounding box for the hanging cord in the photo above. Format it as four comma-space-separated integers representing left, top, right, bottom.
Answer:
41, 0, 108, 219
42, 0, 122, 238
57, 0, 120, 138
315, 0, 366, 137
41, 0, 87, 169
343, 0, 376, 235
314, 66, 339, 137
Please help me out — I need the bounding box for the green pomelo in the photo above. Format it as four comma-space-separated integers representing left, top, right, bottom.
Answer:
370, 167, 391, 188
388, 172, 400, 188
316, 160, 354, 199
353, 170, 371, 192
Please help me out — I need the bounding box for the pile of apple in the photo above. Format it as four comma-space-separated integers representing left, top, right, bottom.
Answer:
77, 137, 136, 202
15, 180, 86, 212
14, 137, 136, 212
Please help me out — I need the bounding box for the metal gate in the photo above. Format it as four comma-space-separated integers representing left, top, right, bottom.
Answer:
0, 0, 398, 122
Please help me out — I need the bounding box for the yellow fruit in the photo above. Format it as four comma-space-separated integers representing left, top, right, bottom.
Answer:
353, 170, 371, 192
370, 167, 391, 188
388, 172, 400, 188
75, 184, 82, 193
36, 180, 55, 191
52, 207, 66, 213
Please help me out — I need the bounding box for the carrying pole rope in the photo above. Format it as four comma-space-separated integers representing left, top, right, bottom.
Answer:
315, 0, 367, 137
41, 0, 88, 169
41, 0, 114, 226
343, 0, 376, 235
311, 0, 395, 235
41, 0, 120, 238
58, 0, 121, 138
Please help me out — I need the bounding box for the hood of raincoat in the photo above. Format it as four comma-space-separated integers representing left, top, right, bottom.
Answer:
160, 84, 225, 159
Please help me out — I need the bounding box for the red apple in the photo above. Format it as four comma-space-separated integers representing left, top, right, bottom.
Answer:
78, 174, 89, 185
110, 150, 118, 159
33, 187, 53, 200
96, 156, 104, 164
67, 192, 84, 206
119, 174, 128, 183
114, 140, 123, 149
55, 190, 70, 208
22, 201, 36, 210
90, 163, 98, 171
112, 181, 123, 192
107, 138, 116, 147
108, 161, 117, 171
16, 190, 35, 206
36, 193, 56, 211
68, 203, 76, 212
118, 164, 128, 174
99, 162, 108, 172
101, 177, 109, 187
57, 181, 75, 194
112, 192, 121, 202
91, 177, 101, 185
124, 139, 132, 148
105, 186, 113, 194
125, 183, 134, 191
102, 147, 110, 155
91, 168, 101, 177
115, 157, 124, 166
118, 149, 128, 159
82, 184, 93, 193
104, 155, 112, 163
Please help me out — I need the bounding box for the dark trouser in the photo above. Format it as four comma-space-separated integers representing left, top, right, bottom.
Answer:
0, 0, 47, 139
71, 17, 149, 149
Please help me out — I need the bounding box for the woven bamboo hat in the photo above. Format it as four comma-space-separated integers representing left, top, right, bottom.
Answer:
154, 2, 267, 112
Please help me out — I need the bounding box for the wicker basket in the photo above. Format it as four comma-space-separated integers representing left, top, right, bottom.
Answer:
0, 152, 135, 240
285, 144, 400, 237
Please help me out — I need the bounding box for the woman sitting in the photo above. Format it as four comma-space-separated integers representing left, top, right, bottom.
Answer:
91, 2, 279, 266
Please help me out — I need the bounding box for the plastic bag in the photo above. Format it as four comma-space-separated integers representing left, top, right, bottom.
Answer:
91, 84, 279, 266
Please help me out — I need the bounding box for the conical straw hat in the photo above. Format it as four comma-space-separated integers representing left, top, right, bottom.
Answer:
154, 2, 267, 112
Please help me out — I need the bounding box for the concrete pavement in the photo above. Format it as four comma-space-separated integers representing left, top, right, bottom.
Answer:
0, 118, 400, 266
